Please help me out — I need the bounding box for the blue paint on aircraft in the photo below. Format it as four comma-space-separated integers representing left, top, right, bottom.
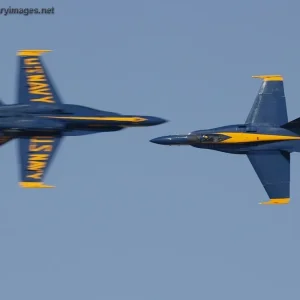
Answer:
2, 50, 167, 188
151, 75, 298, 205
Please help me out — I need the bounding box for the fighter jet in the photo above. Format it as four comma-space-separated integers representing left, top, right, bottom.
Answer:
1, 49, 167, 188
151, 75, 299, 205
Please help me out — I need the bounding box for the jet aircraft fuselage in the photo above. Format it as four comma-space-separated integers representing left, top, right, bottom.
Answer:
0, 103, 166, 137
151, 74, 300, 205
2, 49, 167, 188
150, 124, 300, 154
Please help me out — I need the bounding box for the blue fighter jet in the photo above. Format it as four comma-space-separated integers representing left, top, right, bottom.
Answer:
1, 49, 167, 188
151, 75, 299, 205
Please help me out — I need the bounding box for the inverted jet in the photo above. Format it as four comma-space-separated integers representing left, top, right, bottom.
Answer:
2, 49, 167, 188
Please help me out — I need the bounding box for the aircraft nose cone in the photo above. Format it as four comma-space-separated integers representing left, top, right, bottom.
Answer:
150, 134, 190, 145
159, 117, 168, 125
149, 117, 168, 126
150, 136, 169, 145
140, 116, 168, 126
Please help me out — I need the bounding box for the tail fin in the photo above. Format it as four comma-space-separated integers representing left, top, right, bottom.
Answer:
281, 118, 300, 129
0, 99, 5, 105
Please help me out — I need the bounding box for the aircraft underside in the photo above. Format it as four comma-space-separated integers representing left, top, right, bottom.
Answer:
1, 49, 167, 188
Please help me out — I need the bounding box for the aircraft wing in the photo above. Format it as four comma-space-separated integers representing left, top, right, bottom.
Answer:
18, 136, 62, 188
16, 50, 64, 188
17, 49, 63, 105
247, 150, 290, 204
245, 75, 288, 126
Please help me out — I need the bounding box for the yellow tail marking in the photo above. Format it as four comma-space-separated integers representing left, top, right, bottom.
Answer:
17, 49, 52, 57
259, 198, 290, 205
252, 74, 283, 81
42, 116, 147, 122
218, 132, 300, 144
19, 181, 55, 188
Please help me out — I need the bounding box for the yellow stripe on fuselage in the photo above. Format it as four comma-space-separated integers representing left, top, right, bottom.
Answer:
218, 132, 300, 144
41, 116, 147, 123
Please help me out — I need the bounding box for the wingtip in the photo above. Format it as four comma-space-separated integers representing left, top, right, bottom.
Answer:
17, 49, 52, 57
252, 74, 283, 81
19, 182, 55, 188
259, 198, 290, 205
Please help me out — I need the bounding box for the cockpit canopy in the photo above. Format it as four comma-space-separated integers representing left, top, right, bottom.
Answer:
197, 133, 230, 143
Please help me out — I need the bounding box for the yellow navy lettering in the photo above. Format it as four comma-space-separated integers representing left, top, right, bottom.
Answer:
26, 137, 54, 180
27, 75, 46, 82
29, 154, 49, 160
24, 58, 54, 103
28, 161, 47, 172
29, 144, 52, 152
25, 58, 39, 65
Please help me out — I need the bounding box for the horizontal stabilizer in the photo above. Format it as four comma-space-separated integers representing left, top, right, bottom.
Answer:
281, 117, 300, 129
